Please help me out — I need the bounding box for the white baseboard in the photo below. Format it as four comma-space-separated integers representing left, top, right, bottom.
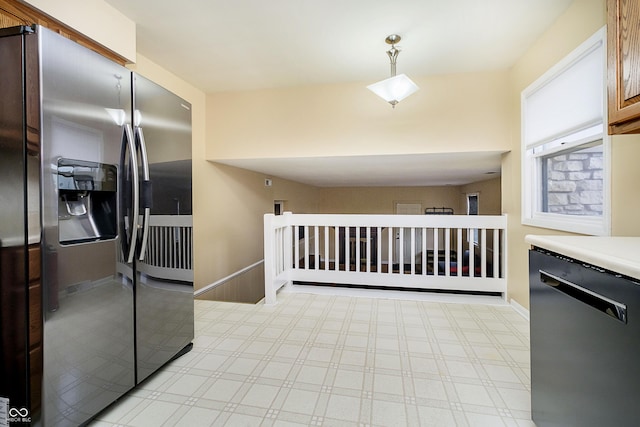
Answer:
285, 282, 508, 306
509, 298, 530, 321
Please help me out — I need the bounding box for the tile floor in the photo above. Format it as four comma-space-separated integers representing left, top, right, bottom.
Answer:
90, 289, 533, 426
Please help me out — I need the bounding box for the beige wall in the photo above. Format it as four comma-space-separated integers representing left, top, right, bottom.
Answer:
23, 0, 136, 61
197, 163, 320, 284
204, 67, 512, 294
271, 177, 320, 214
198, 163, 272, 281
206, 70, 511, 161
461, 177, 501, 215
34, 0, 640, 303
610, 134, 640, 235
504, 0, 604, 308
318, 186, 466, 214
504, 0, 640, 309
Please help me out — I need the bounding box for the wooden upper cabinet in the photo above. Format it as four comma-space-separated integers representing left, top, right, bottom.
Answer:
608, 0, 640, 134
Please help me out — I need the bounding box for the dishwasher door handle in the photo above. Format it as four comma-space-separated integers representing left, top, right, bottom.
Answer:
539, 270, 627, 323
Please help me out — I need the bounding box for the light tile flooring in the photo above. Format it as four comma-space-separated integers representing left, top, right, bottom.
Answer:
91, 290, 533, 427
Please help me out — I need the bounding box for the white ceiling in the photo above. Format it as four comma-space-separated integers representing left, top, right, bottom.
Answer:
104, 0, 572, 187
217, 152, 503, 187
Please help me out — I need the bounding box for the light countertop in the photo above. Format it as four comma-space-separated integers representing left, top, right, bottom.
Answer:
525, 235, 640, 281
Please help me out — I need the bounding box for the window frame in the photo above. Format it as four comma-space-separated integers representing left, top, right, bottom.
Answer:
521, 27, 610, 236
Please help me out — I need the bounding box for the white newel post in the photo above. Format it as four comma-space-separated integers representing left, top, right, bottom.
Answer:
264, 213, 277, 305
264, 212, 294, 305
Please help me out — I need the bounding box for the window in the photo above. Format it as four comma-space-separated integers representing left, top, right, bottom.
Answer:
522, 27, 610, 236
540, 139, 603, 216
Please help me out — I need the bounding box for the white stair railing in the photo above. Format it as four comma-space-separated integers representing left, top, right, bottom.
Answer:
264, 213, 507, 305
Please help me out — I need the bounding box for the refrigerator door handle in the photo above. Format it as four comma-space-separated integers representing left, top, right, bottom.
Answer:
125, 123, 140, 263
136, 127, 151, 261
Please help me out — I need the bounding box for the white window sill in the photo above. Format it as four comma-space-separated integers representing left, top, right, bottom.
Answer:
522, 213, 610, 236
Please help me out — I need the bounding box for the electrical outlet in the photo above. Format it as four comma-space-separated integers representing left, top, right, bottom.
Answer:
265, 178, 272, 187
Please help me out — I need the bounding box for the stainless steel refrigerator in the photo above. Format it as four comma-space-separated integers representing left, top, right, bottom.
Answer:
0, 25, 194, 426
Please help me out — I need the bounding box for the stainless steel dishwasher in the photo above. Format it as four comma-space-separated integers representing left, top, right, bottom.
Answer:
529, 247, 640, 427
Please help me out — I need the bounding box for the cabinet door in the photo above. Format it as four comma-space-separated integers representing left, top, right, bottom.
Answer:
608, 0, 640, 134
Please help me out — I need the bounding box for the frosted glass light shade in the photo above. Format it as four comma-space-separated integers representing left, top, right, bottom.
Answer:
367, 73, 419, 106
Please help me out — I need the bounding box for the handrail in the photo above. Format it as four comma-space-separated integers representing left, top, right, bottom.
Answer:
194, 259, 264, 297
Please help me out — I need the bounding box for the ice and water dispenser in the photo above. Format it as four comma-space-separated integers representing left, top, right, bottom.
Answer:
57, 158, 117, 244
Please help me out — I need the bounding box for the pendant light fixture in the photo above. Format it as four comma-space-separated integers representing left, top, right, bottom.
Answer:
367, 34, 419, 108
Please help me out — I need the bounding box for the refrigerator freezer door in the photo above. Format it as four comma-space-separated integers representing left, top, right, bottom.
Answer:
0, 26, 34, 417
39, 27, 135, 426
132, 73, 194, 383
